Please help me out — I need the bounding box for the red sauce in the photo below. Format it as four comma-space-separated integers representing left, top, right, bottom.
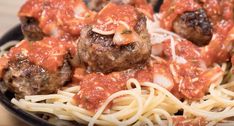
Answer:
163, 40, 202, 62
72, 39, 218, 110
8, 37, 72, 72
19, 0, 95, 40
0, 57, 9, 78
73, 51, 216, 111
73, 68, 153, 111
72, 68, 86, 83
160, 0, 234, 66
173, 116, 207, 126
162, 40, 219, 100
201, 0, 234, 23
133, 0, 154, 20
232, 56, 234, 66
202, 21, 234, 65
160, 0, 201, 30
93, 3, 138, 32
72, 71, 134, 111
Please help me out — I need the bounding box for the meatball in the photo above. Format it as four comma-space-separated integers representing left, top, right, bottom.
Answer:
20, 17, 44, 41
18, 0, 95, 41
77, 13, 151, 73
3, 58, 72, 98
173, 9, 212, 46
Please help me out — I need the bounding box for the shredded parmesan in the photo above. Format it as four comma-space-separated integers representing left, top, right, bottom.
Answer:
92, 27, 115, 35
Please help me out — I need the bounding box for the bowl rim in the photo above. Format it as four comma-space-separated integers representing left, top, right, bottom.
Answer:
0, 24, 54, 126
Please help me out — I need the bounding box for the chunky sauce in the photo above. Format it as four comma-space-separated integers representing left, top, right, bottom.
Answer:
173, 116, 207, 126
19, 0, 95, 40
0, 57, 9, 78
8, 0, 234, 115
160, 0, 201, 30
73, 71, 134, 111
160, 0, 234, 66
73, 68, 153, 111
132, 0, 154, 20
72, 39, 221, 110
8, 37, 73, 72
93, 3, 138, 33
162, 40, 216, 99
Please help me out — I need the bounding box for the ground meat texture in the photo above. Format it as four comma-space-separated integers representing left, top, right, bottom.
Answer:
20, 17, 44, 41
173, 9, 212, 46
3, 58, 72, 98
77, 14, 151, 73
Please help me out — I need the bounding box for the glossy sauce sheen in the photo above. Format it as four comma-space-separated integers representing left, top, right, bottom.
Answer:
160, 0, 234, 65
12, 0, 234, 115
173, 116, 207, 126
131, 0, 154, 20
162, 40, 213, 99
19, 0, 95, 40
93, 3, 138, 32
73, 68, 153, 111
8, 37, 74, 72
72, 39, 221, 110
160, 0, 201, 30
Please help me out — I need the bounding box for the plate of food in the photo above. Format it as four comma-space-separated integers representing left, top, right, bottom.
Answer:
1, 0, 234, 126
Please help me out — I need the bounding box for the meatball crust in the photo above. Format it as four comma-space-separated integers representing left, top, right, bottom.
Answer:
77, 14, 151, 73
3, 58, 72, 98
20, 17, 44, 41
173, 9, 212, 46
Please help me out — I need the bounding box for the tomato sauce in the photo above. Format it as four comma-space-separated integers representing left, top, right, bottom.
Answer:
19, 0, 95, 40
0, 57, 9, 78
72, 71, 134, 111
7, 37, 72, 72
73, 68, 153, 111
72, 38, 219, 110
93, 3, 138, 33
162, 40, 219, 100
160, 0, 201, 30
160, 0, 234, 66
132, 0, 154, 20
232, 56, 234, 67
173, 116, 207, 126
202, 21, 234, 65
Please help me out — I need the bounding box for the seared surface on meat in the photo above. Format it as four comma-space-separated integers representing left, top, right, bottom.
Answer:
173, 9, 212, 46
20, 17, 44, 41
18, 0, 96, 41
77, 14, 151, 73
3, 58, 72, 98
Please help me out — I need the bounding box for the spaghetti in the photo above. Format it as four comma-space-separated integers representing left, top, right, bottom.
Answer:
2, 2, 234, 126
6, 15, 234, 125
12, 76, 234, 126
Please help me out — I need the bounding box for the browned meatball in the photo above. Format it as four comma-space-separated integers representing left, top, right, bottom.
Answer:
173, 9, 212, 46
3, 58, 72, 98
77, 13, 151, 73
20, 17, 44, 41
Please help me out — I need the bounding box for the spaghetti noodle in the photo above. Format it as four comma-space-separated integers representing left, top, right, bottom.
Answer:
6, 29, 233, 125
3, 5, 234, 126
12, 75, 234, 126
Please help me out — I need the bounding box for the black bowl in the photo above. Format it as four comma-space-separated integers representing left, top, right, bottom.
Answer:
0, 1, 163, 125
0, 26, 85, 126
0, 25, 55, 126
